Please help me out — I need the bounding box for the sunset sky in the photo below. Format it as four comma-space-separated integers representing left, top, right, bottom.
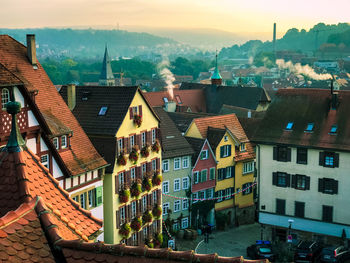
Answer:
1, 0, 349, 35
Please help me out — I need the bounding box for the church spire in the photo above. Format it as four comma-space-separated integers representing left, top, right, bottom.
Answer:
99, 44, 115, 86
211, 49, 222, 85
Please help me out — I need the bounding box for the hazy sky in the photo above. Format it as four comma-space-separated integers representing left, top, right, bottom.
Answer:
1, 0, 349, 34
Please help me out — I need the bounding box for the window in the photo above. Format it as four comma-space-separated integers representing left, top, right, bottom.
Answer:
181, 217, 189, 229
242, 183, 252, 195
174, 158, 181, 170
40, 154, 49, 168
174, 178, 181, 192
224, 135, 228, 142
162, 181, 169, 194
272, 172, 290, 187
88, 188, 96, 208
198, 190, 205, 200
118, 172, 125, 186
152, 129, 156, 144
218, 168, 225, 181
201, 169, 207, 182
192, 192, 198, 203
297, 148, 308, 164
98, 106, 108, 116
225, 166, 233, 179
130, 135, 135, 149
209, 168, 215, 180
193, 171, 199, 184
72, 196, 79, 202
319, 178, 338, 195
276, 199, 286, 215
182, 156, 189, 168
131, 201, 137, 218
294, 174, 308, 190
132, 233, 137, 246
163, 159, 169, 172
225, 188, 232, 199
174, 200, 181, 212
182, 177, 189, 189
152, 159, 156, 170
163, 203, 170, 215
217, 190, 223, 202
152, 190, 157, 204
132, 106, 138, 115
120, 206, 126, 223
141, 132, 146, 147
61, 135, 67, 148
285, 122, 293, 130
80, 193, 86, 209
243, 162, 254, 174
173, 222, 179, 231
305, 123, 314, 132
130, 167, 136, 181
142, 163, 146, 176
330, 125, 337, 134
322, 205, 333, 222
240, 143, 246, 152
142, 195, 147, 212
295, 201, 305, 218
182, 199, 188, 210
1, 88, 10, 110
320, 152, 339, 168
200, 150, 208, 160
143, 226, 148, 237
206, 188, 214, 199
53, 137, 59, 149
220, 145, 231, 158
273, 146, 291, 162
117, 138, 123, 154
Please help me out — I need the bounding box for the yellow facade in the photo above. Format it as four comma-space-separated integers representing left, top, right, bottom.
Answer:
185, 122, 202, 138
234, 161, 254, 208
104, 90, 162, 244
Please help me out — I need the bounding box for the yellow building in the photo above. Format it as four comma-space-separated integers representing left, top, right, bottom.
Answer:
185, 114, 255, 225
61, 85, 162, 246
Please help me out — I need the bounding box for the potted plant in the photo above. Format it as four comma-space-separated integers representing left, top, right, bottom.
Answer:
142, 177, 152, 192
152, 205, 162, 219
154, 232, 163, 247
130, 216, 142, 232
130, 181, 142, 199
141, 144, 150, 158
119, 223, 131, 238
142, 210, 153, 224
129, 146, 139, 164
151, 140, 160, 153
117, 152, 127, 166
152, 170, 162, 186
133, 114, 142, 127
119, 188, 130, 203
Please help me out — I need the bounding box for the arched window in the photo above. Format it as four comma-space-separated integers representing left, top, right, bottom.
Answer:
1, 88, 10, 110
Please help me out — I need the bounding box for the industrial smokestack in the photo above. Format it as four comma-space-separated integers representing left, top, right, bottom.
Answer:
26, 34, 37, 66
273, 23, 276, 55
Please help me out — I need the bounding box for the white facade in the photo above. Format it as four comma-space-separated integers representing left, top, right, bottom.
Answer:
257, 144, 350, 238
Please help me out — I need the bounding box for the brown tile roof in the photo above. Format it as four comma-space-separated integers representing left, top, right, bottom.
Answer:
253, 88, 350, 151
0, 62, 24, 86
143, 89, 207, 113
167, 111, 216, 133
0, 146, 103, 239
0, 35, 107, 176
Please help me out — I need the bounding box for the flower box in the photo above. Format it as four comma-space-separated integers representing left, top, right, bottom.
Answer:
119, 223, 131, 238
133, 114, 142, 127
151, 140, 160, 153
130, 182, 142, 198
142, 178, 152, 192
142, 210, 153, 224
119, 188, 130, 203
131, 217, 142, 232
117, 153, 127, 166
152, 173, 162, 186
129, 146, 139, 164
141, 145, 150, 158
152, 205, 162, 219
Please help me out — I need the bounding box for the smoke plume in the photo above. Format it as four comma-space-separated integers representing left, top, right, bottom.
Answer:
158, 59, 175, 100
276, 59, 332, 80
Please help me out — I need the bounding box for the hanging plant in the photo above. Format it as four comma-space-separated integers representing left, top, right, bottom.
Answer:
142, 210, 153, 225
119, 188, 130, 203
145, 238, 154, 248
133, 114, 142, 127
154, 232, 163, 247
129, 146, 139, 164
130, 181, 142, 199
152, 172, 162, 186
152, 205, 162, 219
119, 223, 131, 238
130, 216, 142, 232
141, 144, 150, 158
117, 152, 127, 166
151, 140, 160, 153
142, 177, 153, 192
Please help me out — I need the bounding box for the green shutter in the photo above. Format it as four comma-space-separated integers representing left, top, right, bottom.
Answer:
96, 186, 103, 206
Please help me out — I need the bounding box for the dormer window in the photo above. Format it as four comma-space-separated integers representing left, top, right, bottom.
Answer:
98, 106, 108, 116
330, 125, 337, 135
53, 137, 59, 149
240, 143, 246, 152
305, 123, 314, 132
1, 88, 10, 110
285, 122, 293, 131
224, 135, 228, 142
61, 135, 67, 149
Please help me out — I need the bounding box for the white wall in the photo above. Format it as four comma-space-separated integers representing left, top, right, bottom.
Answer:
52, 157, 64, 179
40, 137, 48, 152
13, 86, 24, 107
27, 110, 39, 127
26, 138, 37, 154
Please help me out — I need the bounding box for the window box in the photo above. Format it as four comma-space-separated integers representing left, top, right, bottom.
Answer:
119, 223, 131, 238
142, 177, 153, 192
129, 146, 139, 164
133, 114, 142, 127
152, 171, 162, 186
117, 152, 127, 166
119, 188, 130, 203
130, 216, 142, 232
142, 210, 153, 224
130, 182, 142, 198
141, 144, 150, 158
152, 140, 160, 153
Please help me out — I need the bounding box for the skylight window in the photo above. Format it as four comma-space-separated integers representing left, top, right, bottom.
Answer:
98, 106, 108, 116
330, 125, 337, 134
285, 122, 293, 130
305, 123, 314, 132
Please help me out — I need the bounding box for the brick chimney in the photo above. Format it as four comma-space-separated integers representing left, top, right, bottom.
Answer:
26, 34, 37, 66
67, 84, 76, 111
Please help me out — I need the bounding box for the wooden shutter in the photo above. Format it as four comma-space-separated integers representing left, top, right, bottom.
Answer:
220, 146, 224, 158
129, 107, 133, 119
157, 189, 161, 205
124, 137, 129, 154
305, 176, 310, 190
126, 170, 131, 187
319, 152, 325, 166
147, 131, 151, 145
156, 158, 160, 170
333, 180, 338, 194
291, 174, 296, 188
273, 147, 277, 160
148, 193, 152, 208
147, 162, 151, 172
139, 105, 142, 116
287, 148, 291, 162
318, 178, 324, 192
116, 210, 120, 227
137, 166, 142, 180
231, 166, 235, 178
286, 173, 291, 187
136, 134, 141, 148
228, 145, 232, 156
272, 172, 278, 185
334, 153, 339, 167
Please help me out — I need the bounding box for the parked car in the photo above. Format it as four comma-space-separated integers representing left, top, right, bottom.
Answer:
246, 240, 275, 261
294, 240, 323, 263
318, 246, 350, 263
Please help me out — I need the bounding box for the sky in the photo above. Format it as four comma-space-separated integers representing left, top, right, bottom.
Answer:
1, 0, 349, 34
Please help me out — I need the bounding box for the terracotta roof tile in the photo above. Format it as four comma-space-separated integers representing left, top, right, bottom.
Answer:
0, 35, 107, 176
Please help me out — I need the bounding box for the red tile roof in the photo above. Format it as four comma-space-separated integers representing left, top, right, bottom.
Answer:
0, 146, 102, 239
0, 35, 107, 176
143, 89, 207, 113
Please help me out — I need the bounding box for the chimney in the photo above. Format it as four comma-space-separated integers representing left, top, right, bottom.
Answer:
164, 101, 176, 112
67, 84, 76, 111
26, 34, 37, 66
330, 77, 338, 110
273, 23, 276, 56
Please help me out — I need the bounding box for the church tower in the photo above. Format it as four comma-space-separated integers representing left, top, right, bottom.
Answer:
99, 45, 115, 86
211, 51, 222, 86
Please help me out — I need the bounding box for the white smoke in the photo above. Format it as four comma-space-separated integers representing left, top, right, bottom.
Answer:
158, 59, 175, 100
276, 59, 332, 81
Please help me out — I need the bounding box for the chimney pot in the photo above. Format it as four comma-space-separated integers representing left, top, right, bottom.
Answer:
67, 84, 76, 111
26, 34, 37, 66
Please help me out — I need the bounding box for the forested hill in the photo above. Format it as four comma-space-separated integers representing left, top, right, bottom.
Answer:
0, 28, 179, 58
